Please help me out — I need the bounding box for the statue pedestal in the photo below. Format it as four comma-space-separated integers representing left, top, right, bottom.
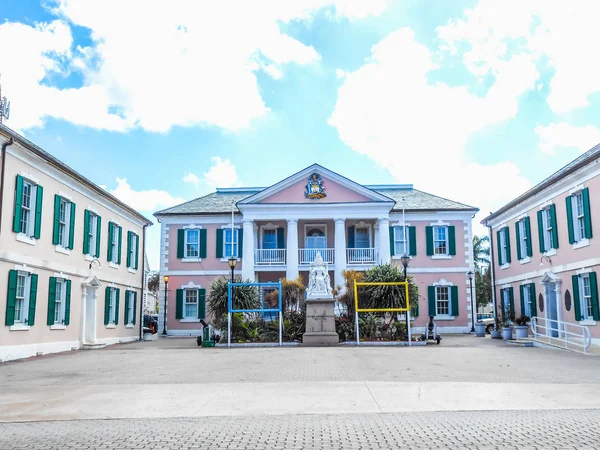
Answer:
302, 297, 338, 346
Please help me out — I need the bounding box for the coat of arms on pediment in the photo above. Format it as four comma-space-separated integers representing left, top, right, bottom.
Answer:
305, 173, 326, 199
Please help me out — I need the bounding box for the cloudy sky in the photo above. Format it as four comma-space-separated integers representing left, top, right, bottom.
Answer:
2, 0, 600, 269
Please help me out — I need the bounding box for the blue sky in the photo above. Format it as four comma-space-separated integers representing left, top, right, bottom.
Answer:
2, 0, 600, 269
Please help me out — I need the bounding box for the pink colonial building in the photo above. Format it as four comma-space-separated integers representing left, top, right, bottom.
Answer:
154, 164, 478, 337
482, 143, 600, 345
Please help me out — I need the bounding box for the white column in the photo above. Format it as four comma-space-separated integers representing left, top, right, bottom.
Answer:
378, 218, 391, 264
334, 218, 347, 291
286, 219, 299, 280
242, 220, 255, 281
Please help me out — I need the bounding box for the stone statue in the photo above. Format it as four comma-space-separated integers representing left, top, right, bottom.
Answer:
307, 252, 333, 299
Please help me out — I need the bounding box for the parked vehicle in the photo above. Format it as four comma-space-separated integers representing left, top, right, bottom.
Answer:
478, 314, 496, 334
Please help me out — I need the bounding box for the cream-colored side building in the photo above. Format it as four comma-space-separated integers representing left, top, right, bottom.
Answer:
0, 125, 152, 362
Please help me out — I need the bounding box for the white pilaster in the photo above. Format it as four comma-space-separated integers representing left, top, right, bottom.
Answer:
242, 220, 255, 281
378, 218, 391, 264
334, 219, 347, 291
286, 219, 299, 280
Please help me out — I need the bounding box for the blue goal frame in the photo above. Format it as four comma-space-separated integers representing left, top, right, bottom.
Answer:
227, 281, 283, 347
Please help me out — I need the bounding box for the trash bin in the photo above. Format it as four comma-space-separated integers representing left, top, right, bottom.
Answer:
143, 328, 152, 341
200, 321, 215, 347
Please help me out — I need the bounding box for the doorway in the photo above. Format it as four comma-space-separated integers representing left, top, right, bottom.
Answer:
84, 286, 98, 344
545, 282, 559, 337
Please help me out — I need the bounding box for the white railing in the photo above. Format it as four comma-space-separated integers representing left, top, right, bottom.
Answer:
299, 248, 334, 265
254, 249, 286, 265
530, 316, 592, 353
346, 248, 378, 264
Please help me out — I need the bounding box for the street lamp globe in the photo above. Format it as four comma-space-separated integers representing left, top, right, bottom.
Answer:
467, 271, 473, 280
228, 257, 238, 269
400, 254, 410, 268
163, 275, 169, 284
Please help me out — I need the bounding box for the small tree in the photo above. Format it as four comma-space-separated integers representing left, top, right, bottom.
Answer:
207, 277, 260, 321
147, 271, 160, 295
362, 264, 419, 318
281, 276, 306, 312
475, 268, 492, 312
336, 269, 365, 317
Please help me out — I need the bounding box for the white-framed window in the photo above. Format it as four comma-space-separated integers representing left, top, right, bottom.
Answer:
305, 226, 326, 249
574, 192, 586, 242
394, 226, 408, 256
579, 275, 594, 320
517, 220, 527, 259
263, 229, 277, 250
127, 291, 135, 325
224, 228, 239, 258
500, 228, 508, 265
542, 208, 554, 251
87, 213, 98, 256
128, 232, 138, 268
20, 180, 36, 237
184, 289, 198, 318
522, 284, 531, 317
185, 229, 199, 258
54, 279, 67, 324
58, 199, 71, 248
502, 289, 511, 318
109, 225, 119, 264
108, 288, 117, 324
436, 286, 450, 316
433, 226, 448, 255
355, 227, 370, 249
14, 273, 29, 323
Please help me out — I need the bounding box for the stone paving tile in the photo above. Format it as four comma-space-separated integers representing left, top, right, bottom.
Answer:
1, 336, 600, 387
1, 410, 600, 450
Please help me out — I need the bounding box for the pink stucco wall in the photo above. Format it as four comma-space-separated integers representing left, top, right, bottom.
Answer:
260, 177, 372, 204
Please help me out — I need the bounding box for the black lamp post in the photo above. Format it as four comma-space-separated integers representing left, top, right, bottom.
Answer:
401, 254, 410, 330
162, 275, 169, 336
468, 270, 475, 332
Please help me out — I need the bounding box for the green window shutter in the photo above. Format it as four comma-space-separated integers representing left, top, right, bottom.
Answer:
28, 274, 38, 326
529, 283, 537, 317
519, 285, 525, 317
64, 279, 71, 326
496, 230, 502, 265
537, 210, 545, 253
83, 210, 90, 254
132, 292, 137, 325
176, 289, 184, 319
448, 226, 456, 256
47, 277, 57, 326
413, 298, 419, 317
277, 228, 285, 249
117, 226, 122, 265
508, 287, 515, 321
198, 288, 206, 319
68, 202, 76, 249
238, 229, 243, 258
125, 290, 131, 325
347, 226, 355, 249
389, 226, 395, 257
589, 272, 599, 321
52, 195, 61, 245
33, 185, 43, 239
216, 229, 224, 258
135, 234, 139, 269
583, 188, 593, 239
107, 222, 114, 262
13, 175, 23, 233
115, 289, 120, 325
126, 231, 132, 268
572, 275, 581, 321
177, 229, 185, 258
426, 226, 433, 256
199, 229, 207, 258
451, 285, 459, 316
428, 286, 436, 317
515, 222, 522, 261
566, 196, 575, 244
104, 287, 110, 325
5, 270, 18, 326
550, 204, 559, 249
525, 217, 532, 257
95, 215, 102, 258
409, 226, 417, 256
505, 228, 511, 263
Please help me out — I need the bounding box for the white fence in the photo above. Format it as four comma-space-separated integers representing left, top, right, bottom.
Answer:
299, 248, 334, 265
254, 249, 286, 265
530, 316, 592, 353
347, 248, 378, 264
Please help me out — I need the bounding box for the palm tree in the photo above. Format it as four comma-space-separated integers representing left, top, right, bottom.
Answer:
473, 235, 490, 272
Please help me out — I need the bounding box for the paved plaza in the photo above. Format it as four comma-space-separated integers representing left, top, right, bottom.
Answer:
1, 336, 600, 449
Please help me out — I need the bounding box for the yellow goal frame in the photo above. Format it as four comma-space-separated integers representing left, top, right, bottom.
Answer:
353, 281, 412, 346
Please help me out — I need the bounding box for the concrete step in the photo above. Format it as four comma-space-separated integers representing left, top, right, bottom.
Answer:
505, 339, 534, 347
82, 343, 107, 350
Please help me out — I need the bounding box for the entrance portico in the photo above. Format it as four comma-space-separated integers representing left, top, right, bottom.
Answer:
81, 276, 101, 345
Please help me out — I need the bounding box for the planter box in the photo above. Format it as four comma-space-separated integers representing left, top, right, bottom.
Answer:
502, 327, 513, 340
514, 325, 529, 339
490, 330, 502, 339
475, 323, 486, 337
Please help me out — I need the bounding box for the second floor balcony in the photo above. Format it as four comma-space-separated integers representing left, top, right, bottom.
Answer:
253, 247, 379, 266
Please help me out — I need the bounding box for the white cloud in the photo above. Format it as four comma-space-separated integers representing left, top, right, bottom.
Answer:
204, 157, 239, 189
182, 172, 200, 188
535, 123, 600, 155
107, 178, 184, 213
0, 0, 387, 133
329, 27, 533, 234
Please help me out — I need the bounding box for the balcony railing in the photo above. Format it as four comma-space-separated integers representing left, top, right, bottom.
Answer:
299, 248, 334, 265
347, 248, 378, 264
255, 249, 286, 265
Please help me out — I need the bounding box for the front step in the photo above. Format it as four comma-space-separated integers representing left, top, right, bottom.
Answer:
518, 336, 600, 355
82, 343, 107, 350
505, 339, 534, 347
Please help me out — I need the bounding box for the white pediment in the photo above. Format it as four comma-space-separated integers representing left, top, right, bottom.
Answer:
83, 276, 102, 288
540, 271, 561, 284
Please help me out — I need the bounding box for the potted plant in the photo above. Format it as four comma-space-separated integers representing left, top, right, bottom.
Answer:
490, 316, 502, 339
514, 316, 530, 338
474, 320, 486, 337
501, 314, 513, 340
